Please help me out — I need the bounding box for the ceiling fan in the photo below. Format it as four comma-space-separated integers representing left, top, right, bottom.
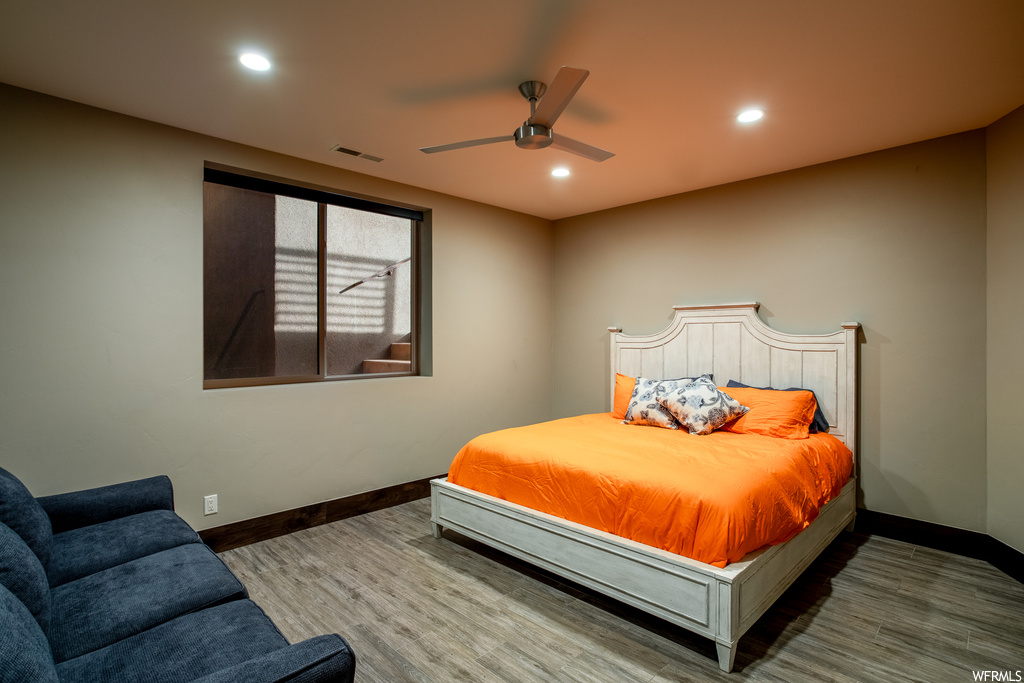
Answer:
419, 66, 614, 162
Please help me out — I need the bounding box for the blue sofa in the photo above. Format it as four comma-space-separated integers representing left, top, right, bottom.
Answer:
0, 467, 355, 682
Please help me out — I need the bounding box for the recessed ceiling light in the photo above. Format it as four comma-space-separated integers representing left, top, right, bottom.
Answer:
737, 108, 764, 123
239, 53, 271, 71
551, 167, 570, 177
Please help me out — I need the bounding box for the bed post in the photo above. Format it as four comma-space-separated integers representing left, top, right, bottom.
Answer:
716, 641, 738, 673
429, 480, 444, 538
842, 321, 860, 533
608, 326, 622, 412
716, 580, 739, 672
841, 322, 860, 477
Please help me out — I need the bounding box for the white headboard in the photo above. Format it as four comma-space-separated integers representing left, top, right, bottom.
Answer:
610, 303, 859, 458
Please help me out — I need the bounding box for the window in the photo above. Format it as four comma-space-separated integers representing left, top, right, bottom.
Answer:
203, 165, 428, 388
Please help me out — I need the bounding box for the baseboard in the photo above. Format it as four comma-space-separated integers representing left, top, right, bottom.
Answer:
858, 509, 1024, 584
199, 474, 444, 553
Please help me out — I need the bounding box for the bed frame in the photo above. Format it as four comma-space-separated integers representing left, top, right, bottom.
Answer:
430, 303, 859, 671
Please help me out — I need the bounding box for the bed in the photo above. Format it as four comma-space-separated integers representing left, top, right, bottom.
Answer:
430, 302, 859, 671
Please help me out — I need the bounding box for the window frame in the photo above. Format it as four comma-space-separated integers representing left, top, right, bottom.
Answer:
202, 163, 428, 389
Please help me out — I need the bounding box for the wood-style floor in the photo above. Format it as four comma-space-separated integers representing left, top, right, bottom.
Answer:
219, 498, 1024, 682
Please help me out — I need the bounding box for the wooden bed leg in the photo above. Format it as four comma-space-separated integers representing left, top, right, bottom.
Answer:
845, 514, 856, 533
716, 641, 737, 672
430, 521, 442, 539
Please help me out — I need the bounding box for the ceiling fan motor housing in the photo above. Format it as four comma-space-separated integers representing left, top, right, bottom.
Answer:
515, 123, 553, 149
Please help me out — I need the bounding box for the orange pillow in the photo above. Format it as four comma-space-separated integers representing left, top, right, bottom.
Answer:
613, 373, 636, 419
719, 386, 816, 439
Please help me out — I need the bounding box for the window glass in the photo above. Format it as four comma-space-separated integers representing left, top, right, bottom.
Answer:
203, 183, 319, 381
272, 196, 320, 376
326, 205, 412, 376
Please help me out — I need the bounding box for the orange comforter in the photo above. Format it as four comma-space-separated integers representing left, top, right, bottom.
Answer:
447, 413, 853, 567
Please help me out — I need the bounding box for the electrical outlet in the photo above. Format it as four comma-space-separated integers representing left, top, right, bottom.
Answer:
203, 494, 218, 516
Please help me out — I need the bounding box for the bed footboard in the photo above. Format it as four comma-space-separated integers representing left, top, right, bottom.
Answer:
430, 477, 856, 672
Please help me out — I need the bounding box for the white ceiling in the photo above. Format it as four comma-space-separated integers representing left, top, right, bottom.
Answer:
2, 0, 1023, 220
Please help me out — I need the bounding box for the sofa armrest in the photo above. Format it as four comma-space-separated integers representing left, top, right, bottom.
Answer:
188, 635, 355, 683
36, 476, 175, 533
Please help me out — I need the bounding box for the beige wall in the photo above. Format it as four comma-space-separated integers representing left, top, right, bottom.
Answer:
986, 104, 1024, 553
552, 132, 990, 533
0, 84, 554, 530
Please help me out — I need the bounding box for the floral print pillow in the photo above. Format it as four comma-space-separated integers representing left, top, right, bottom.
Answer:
622, 375, 709, 429
656, 375, 749, 435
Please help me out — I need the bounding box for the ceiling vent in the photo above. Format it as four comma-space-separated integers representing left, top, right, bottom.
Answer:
331, 144, 383, 162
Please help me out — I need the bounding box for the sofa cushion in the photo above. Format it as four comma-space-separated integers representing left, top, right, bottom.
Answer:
49, 543, 248, 662
0, 521, 51, 633
37, 475, 175, 534
47, 509, 201, 587
0, 466, 53, 569
55, 599, 289, 683
0, 582, 60, 683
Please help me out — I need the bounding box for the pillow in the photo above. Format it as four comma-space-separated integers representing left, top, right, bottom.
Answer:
0, 583, 59, 683
725, 380, 829, 433
0, 467, 52, 569
719, 386, 817, 439
612, 373, 635, 420
656, 375, 749, 435
0, 522, 51, 634
621, 375, 710, 429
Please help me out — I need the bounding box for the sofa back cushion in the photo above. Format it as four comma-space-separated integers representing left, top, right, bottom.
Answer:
0, 582, 59, 683
0, 521, 52, 634
0, 467, 53, 569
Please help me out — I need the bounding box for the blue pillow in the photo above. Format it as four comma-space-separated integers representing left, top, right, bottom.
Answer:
0, 521, 51, 634
725, 380, 829, 433
0, 583, 59, 682
0, 467, 53, 569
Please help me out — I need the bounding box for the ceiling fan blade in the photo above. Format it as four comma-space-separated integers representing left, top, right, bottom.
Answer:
550, 133, 614, 162
530, 66, 589, 129
419, 135, 512, 154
